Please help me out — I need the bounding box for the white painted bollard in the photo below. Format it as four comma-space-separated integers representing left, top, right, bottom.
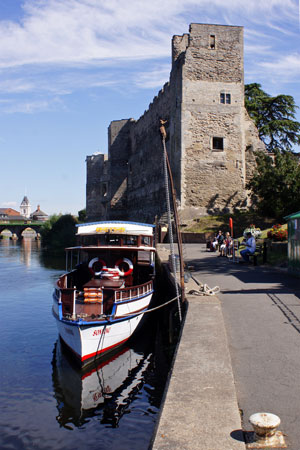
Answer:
245, 412, 286, 448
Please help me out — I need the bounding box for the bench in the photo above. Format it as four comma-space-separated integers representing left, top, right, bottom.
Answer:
240, 241, 267, 265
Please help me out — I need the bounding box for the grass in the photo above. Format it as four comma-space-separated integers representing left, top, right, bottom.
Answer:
182, 213, 288, 267
182, 211, 275, 237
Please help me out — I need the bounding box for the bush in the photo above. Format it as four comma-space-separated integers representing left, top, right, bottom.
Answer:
40, 214, 78, 250
267, 224, 288, 241
243, 224, 262, 238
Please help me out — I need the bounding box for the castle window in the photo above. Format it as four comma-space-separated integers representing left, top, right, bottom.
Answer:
220, 92, 231, 104
212, 137, 224, 151
102, 182, 107, 197
209, 35, 215, 49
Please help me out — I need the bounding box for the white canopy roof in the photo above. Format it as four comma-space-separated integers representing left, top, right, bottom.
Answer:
76, 221, 155, 237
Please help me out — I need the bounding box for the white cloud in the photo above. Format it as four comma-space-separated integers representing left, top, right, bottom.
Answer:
0, 0, 297, 69
0, 0, 298, 114
259, 53, 300, 82
1, 97, 64, 114
1, 201, 18, 208
135, 64, 171, 89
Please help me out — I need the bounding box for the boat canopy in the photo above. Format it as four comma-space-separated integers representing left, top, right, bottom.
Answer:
76, 221, 155, 237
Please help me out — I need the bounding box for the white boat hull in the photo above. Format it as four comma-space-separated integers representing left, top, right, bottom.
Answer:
53, 291, 153, 365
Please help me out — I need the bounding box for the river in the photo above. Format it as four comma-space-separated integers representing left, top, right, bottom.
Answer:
0, 239, 180, 450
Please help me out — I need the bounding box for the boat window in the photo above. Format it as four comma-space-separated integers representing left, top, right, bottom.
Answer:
123, 235, 137, 246
106, 234, 121, 245
141, 236, 151, 246
138, 250, 150, 263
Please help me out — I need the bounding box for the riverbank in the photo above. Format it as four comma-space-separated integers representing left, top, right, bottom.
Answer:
152, 245, 245, 449
153, 243, 299, 449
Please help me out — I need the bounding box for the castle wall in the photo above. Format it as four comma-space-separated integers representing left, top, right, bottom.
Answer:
107, 119, 133, 219
86, 23, 266, 223
86, 153, 108, 221
180, 24, 247, 217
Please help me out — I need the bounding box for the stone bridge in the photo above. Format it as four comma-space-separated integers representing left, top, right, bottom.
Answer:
0, 223, 43, 239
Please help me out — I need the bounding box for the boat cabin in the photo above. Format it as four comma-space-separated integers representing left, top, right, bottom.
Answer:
55, 222, 156, 321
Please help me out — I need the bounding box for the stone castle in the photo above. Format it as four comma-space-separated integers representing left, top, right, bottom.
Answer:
86, 23, 265, 223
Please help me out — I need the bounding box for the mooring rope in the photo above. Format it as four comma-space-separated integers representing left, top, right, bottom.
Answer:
187, 274, 220, 296
188, 285, 220, 296
114, 278, 220, 321
114, 294, 182, 320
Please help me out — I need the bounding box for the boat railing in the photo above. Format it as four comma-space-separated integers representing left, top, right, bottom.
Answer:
114, 281, 153, 302
56, 279, 153, 320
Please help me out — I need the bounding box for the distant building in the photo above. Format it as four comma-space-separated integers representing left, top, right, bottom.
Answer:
20, 196, 31, 218
0, 208, 26, 223
30, 205, 48, 222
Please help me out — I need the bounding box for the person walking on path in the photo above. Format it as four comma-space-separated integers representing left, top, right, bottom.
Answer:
240, 232, 256, 262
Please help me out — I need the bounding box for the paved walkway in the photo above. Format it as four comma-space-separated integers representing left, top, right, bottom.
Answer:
153, 244, 300, 449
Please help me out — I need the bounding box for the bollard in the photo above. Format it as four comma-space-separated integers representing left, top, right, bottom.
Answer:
245, 412, 286, 448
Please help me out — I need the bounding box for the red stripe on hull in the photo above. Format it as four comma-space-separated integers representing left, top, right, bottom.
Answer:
59, 335, 130, 367
82, 346, 129, 380
82, 337, 129, 362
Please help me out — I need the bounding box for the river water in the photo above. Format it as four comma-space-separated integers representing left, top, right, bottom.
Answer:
0, 239, 180, 450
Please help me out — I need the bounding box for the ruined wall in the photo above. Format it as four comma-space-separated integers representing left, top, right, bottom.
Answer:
107, 119, 133, 219
126, 84, 172, 222
86, 23, 266, 223
86, 153, 108, 221
243, 110, 266, 184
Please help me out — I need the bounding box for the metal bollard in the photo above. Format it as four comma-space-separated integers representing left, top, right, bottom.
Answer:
245, 412, 286, 448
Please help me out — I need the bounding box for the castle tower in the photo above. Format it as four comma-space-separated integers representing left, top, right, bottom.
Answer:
86, 153, 109, 222
20, 195, 31, 218
172, 24, 247, 217
86, 23, 264, 223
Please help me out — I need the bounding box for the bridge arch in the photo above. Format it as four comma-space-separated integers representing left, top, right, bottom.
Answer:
0, 223, 42, 239
21, 227, 37, 239
0, 229, 12, 239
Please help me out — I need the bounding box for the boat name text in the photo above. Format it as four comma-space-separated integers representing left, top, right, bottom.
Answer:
92, 327, 111, 336
96, 227, 125, 234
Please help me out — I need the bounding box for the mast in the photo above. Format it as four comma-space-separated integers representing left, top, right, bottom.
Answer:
160, 120, 186, 304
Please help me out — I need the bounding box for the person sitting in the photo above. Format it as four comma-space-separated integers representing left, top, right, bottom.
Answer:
225, 233, 233, 257
213, 230, 224, 252
210, 235, 219, 251
240, 232, 256, 262
219, 232, 232, 257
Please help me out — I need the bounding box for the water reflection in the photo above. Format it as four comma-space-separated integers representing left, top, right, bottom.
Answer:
52, 340, 152, 429
20, 237, 41, 266
0, 239, 183, 449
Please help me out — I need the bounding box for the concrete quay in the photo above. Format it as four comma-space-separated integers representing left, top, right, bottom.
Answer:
152, 245, 245, 450
153, 243, 300, 449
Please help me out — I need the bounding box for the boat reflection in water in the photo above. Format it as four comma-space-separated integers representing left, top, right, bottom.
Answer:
52, 339, 151, 429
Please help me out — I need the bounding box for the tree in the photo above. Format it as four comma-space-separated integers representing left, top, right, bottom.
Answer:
245, 83, 300, 152
78, 208, 86, 222
40, 214, 78, 250
247, 149, 300, 219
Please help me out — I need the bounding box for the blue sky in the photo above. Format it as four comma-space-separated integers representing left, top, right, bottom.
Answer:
0, 0, 299, 216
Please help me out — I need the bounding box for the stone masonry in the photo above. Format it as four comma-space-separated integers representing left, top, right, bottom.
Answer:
86, 23, 265, 223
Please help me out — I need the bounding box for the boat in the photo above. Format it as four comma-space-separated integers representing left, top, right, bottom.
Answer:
52, 339, 151, 428
52, 221, 156, 366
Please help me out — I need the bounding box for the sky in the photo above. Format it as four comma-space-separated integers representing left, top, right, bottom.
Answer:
0, 0, 299, 216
